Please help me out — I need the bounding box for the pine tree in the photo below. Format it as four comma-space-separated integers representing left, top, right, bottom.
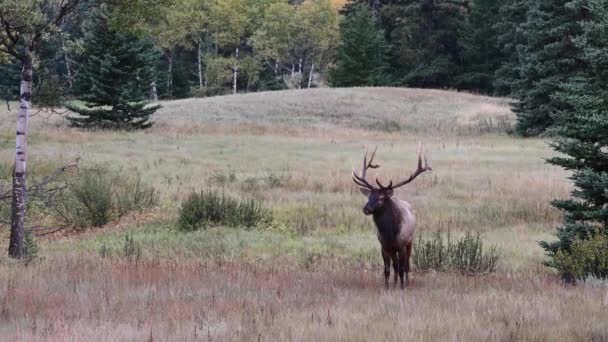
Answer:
328, 4, 388, 87
493, 0, 528, 96
458, 0, 502, 94
540, 0, 608, 281
67, 12, 161, 130
384, 0, 469, 88
513, 0, 591, 136
0, 59, 20, 105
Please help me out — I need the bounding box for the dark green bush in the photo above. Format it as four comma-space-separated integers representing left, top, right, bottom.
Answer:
53, 166, 157, 228
414, 231, 500, 274
553, 234, 608, 283
178, 190, 271, 231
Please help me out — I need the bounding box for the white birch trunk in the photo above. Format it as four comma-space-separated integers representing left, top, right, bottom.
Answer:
9, 53, 32, 258
149, 81, 158, 102
233, 47, 239, 95
308, 62, 315, 88
61, 36, 72, 89
167, 51, 173, 98
198, 39, 203, 90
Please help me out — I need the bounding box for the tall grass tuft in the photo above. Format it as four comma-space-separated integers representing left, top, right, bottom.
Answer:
414, 230, 500, 274
178, 190, 271, 231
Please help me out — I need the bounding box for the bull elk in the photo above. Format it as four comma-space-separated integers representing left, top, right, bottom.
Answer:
353, 143, 432, 289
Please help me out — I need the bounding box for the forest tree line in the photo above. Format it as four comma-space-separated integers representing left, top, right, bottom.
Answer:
3, 0, 607, 136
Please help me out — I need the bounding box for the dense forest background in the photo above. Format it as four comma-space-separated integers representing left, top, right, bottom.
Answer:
1, 0, 606, 136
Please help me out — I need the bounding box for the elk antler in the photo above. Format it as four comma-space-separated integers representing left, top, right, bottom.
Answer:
352, 145, 380, 190
381, 142, 432, 190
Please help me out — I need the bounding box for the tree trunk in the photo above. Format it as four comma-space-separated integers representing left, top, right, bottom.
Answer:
298, 57, 302, 74
61, 34, 72, 89
233, 47, 239, 95
308, 62, 315, 88
198, 39, 203, 90
149, 81, 158, 102
167, 51, 173, 98
9, 53, 32, 259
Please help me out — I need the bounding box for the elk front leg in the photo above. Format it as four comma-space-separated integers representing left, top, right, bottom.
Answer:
381, 249, 391, 289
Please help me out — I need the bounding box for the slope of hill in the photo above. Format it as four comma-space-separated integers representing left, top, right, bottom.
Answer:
156, 87, 514, 135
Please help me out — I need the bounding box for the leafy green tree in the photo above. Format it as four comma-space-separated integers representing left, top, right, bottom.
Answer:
329, 4, 388, 87
253, 0, 339, 88
384, 0, 469, 88
67, 11, 161, 130
540, 0, 608, 282
513, 0, 591, 136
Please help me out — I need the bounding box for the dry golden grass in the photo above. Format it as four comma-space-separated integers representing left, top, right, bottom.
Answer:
0, 87, 594, 341
0, 256, 607, 341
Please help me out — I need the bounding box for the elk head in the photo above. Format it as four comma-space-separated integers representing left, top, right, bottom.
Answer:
353, 143, 432, 215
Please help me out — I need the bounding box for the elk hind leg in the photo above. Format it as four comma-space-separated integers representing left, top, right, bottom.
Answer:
398, 247, 406, 289
405, 241, 413, 287
392, 253, 399, 286
381, 249, 391, 289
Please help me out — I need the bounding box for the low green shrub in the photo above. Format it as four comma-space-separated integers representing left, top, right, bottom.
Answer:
55, 166, 113, 227
178, 190, 271, 231
23, 232, 39, 264
53, 165, 157, 228
114, 171, 158, 216
553, 234, 608, 283
414, 231, 500, 274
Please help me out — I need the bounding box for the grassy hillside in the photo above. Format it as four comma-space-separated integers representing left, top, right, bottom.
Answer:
0, 88, 604, 341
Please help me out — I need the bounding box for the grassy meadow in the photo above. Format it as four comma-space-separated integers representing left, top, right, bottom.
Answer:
0, 87, 606, 341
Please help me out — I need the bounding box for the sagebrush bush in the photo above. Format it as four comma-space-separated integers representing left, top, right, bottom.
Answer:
414, 231, 500, 274
113, 171, 158, 216
53, 166, 157, 228
553, 234, 608, 283
178, 190, 271, 231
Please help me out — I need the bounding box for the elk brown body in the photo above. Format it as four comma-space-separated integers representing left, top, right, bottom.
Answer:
353, 144, 432, 289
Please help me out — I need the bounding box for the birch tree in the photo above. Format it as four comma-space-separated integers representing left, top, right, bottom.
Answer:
208, 0, 281, 94
0, 0, 86, 258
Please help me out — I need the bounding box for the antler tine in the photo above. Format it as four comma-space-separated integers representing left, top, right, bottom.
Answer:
352, 145, 380, 190
389, 142, 433, 190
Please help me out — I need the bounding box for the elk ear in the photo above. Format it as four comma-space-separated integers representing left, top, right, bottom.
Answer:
385, 189, 394, 197
359, 188, 372, 196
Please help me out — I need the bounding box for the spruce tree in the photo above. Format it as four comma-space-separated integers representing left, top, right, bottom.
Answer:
67, 12, 161, 130
493, 0, 528, 97
329, 4, 388, 87
512, 0, 591, 136
384, 0, 469, 88
540, 0, 608, 281
0, 59, 20, 105
458, 0, 502, 94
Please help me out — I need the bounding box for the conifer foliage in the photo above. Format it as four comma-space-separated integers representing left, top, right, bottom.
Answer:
67, 12, 161, 130
540, 0, 608, 282
328, 4, 388, 87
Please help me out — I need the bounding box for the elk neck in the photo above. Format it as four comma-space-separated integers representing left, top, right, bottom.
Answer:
372, 197, 403, 240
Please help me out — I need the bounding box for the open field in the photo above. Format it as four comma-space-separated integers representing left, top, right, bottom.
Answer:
1, 87, 605, 341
